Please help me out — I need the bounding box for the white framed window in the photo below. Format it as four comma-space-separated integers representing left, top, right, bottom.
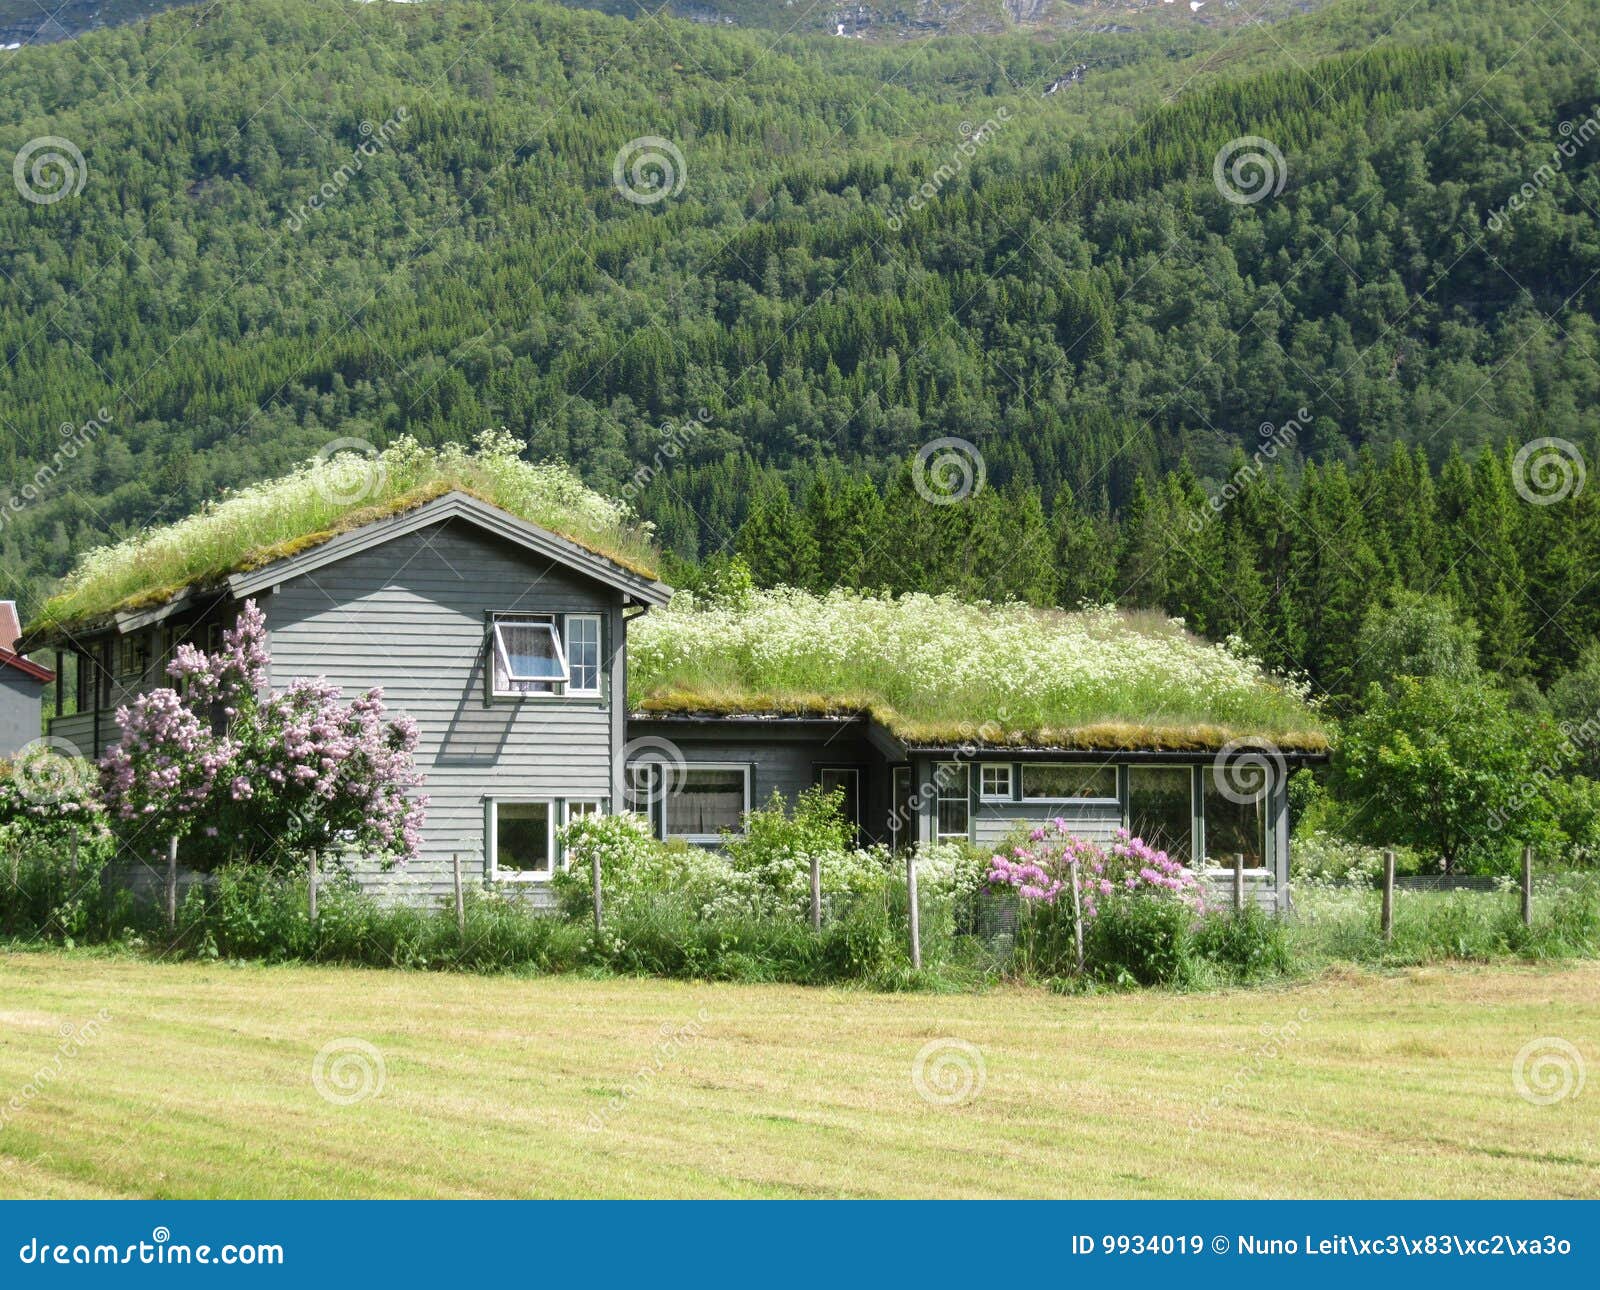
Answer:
934, 761, 970, 841
1021, 763, 1119, 802
665, 764, 751, 843
979, 763, 1013, 801
565, 799, 603, 825
890, 765, 913, 852
488, 799, 556, 881
565, 613, 603, 695
490, 613, 568, 696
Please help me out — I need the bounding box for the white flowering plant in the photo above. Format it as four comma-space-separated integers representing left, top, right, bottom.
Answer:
630, 589, 1324, 750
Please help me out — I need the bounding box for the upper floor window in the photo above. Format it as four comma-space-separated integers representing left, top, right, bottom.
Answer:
566, 614, 602, 695
491, 613, 567, 696
489, 612, 604, 699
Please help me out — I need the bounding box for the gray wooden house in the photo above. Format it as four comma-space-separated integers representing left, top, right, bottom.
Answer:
27, 492, 669, 899
0, 601, 53, 759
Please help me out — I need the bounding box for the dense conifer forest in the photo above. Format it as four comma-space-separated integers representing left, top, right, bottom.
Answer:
2, 0, 1598, 709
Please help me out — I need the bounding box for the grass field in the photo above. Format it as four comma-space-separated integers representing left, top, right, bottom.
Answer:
0, 953, 1594, 1199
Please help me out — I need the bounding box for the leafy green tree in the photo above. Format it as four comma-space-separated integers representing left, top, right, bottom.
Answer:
1332, 677, 1567, 874
1352, 592, 1481, 694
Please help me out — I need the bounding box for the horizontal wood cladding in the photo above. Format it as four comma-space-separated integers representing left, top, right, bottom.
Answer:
267, 518, 624, 898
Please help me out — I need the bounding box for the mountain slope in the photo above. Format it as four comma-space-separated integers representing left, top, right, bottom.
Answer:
1, 0, 1597, 631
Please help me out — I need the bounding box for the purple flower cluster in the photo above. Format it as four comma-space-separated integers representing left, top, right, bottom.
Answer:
100, 600, 427, 868
986, 821, 1204, 918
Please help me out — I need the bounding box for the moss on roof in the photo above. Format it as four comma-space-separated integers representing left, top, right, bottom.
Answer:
27, 434, 659, 641
628, 591, 1329, 753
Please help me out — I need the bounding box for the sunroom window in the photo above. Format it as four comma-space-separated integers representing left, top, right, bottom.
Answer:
491, 614, 567, 696
1127, 766, 1194, 865
1021, 763, 1118, 801
665, 766, 750, 843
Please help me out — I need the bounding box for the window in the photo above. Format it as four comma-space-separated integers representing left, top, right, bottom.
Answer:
934, 762, 970, 841
565, 800, 603, 824
491, 801, 555, 880
491, 614, 567, 696
665, 766, 750, 842
890, 765, 913, 852
116, 634, 148, 678
1128, 766, 1194, 865
1203, 777, 1269, 870
1021, 763, 1118, 801
979, 764, 1012, 801
565, 614, 602, 695
817, 767, 862, 827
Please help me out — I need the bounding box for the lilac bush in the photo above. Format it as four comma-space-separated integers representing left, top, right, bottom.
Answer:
101, 600, 426, 870
987, 823, 1205, 919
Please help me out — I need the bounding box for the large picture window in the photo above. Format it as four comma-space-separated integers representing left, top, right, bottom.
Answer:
1021, 763, 1117, 801
1203, 777, 1269, 870
1127, 766, 1194, 865
665, 766, 750, 842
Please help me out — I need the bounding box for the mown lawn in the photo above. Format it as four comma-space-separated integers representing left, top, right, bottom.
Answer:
0, 953, 1594, 1198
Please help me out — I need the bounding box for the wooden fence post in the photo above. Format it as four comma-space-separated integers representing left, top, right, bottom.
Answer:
452, 852, 465, 943
1521, 845, 1533, 928
1232, 853, 1245, 915
809, 853, 821, 933
592, 849, 603, 935
1068, 856, 1085, 975
166, 835, 179, 931
1381, 850, 1395, 944
307, 852, 318, 924
906, 850, 922, 971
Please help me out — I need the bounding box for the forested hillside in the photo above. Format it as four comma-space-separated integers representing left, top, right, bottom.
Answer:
2, 0, 1599, 702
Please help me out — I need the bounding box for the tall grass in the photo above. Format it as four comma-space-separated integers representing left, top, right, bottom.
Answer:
630, 590, 1326, 748
33, 431, 659, 634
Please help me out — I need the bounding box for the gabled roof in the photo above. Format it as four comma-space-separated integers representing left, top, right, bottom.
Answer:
225, 490, 671, 606
20, 491, 670, 651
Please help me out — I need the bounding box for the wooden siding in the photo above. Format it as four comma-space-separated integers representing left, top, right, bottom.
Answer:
973, 800, 1123, 846
624, 719, 895, 845
265, 517, 625, 904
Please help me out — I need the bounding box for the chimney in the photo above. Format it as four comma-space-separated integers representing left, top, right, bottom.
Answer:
0, 601, 19, 655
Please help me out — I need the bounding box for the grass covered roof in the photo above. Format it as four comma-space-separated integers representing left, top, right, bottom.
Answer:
28, 433, 659, 639
628, 589, 1328, 752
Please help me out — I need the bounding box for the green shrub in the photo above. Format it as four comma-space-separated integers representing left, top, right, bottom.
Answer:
1192, 905, 1292, 982
1085, 895, 1196, 986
